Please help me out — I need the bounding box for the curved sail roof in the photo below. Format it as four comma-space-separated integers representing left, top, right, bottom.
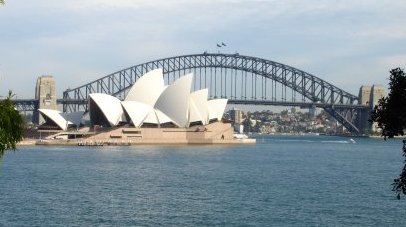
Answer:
89, 93, 123, 127
121, 101, 152, 127
122, 101, 173, 126
155, 73, 193, 127
39, 109, 84, 130
189, 89, 209, 124
85, 69, 229, 128
38, 109, 69, 130
61, 111, 84, 128
143, 109, 172, 125
124, 68, 165, 106
207, 99, 228, 121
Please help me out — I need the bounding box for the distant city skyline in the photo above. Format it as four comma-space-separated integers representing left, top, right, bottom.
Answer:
1, 0, 405, 98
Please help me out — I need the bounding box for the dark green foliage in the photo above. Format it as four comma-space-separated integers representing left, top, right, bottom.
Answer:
0, 91, 24, 157
370, 68, 406, 139
393, 140, 406, 200
370, 68, 406, 199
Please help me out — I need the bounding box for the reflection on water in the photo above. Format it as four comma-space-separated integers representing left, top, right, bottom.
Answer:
0, 135, 404, 226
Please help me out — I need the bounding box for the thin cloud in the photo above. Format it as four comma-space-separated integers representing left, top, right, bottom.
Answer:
1, 0, 406, 97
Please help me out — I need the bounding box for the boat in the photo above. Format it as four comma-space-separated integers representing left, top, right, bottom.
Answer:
233, 133, 249, 139
349, 139, 356, 144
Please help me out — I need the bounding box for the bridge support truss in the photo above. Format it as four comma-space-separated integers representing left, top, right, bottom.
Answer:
62, 53, 370, 134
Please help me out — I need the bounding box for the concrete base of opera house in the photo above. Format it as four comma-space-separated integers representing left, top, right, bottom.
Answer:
31, 122, 256, 146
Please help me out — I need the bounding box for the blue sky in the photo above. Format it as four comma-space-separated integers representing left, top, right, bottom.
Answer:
1, 0, 405, 98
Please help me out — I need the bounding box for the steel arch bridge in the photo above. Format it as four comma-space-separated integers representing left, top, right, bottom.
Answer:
62, 53, 370, 134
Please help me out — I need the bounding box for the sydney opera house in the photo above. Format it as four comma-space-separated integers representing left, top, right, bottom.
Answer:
38, 69, 254, 144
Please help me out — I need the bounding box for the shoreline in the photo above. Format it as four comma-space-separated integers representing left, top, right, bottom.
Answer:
19, 122, 256, 146
17, 138, 256, 146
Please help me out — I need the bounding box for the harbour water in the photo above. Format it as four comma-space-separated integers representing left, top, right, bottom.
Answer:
1, 135, 405, 226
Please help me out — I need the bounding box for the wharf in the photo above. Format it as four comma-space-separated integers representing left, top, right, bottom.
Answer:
35, 138, 256, 146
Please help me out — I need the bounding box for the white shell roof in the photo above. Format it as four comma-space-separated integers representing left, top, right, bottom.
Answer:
61, 111, 84, 128
38, 109, 69, 130
143, 109, 172, 125
207, 99, 228, 121
89, 93, 123, 127
155, 73, 193, 127
121, 101, 152, 127
124, 68, 165, 106
189, 89, 209, 124
81, 112, 90, 125
85, 69, 228, 128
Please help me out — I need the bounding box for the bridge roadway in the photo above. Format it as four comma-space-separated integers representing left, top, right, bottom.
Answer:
11, 98, 370, 111
7, 53, 373, 134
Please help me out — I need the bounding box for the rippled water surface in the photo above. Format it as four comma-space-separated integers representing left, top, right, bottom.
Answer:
1, 135, 405, 226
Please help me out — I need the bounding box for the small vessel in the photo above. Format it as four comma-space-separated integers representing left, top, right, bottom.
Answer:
349, 139, 356, 144
233, 133, 249, 139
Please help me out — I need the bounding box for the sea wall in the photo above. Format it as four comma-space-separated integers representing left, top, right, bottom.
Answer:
34, 122, 255, 145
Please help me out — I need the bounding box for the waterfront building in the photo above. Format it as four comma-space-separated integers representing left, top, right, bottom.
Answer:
35, 69, 251, 144
86, 68, 227, 128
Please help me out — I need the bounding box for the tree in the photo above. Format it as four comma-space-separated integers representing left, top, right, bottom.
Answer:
0, 1, 4, 5
370, 68, 406, 199
0, 91, 24, 157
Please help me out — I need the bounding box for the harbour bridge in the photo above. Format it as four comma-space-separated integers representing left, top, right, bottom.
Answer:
12, 53, 371, 134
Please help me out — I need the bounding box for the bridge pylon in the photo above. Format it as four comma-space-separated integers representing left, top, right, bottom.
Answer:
34, 75, 57, 124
